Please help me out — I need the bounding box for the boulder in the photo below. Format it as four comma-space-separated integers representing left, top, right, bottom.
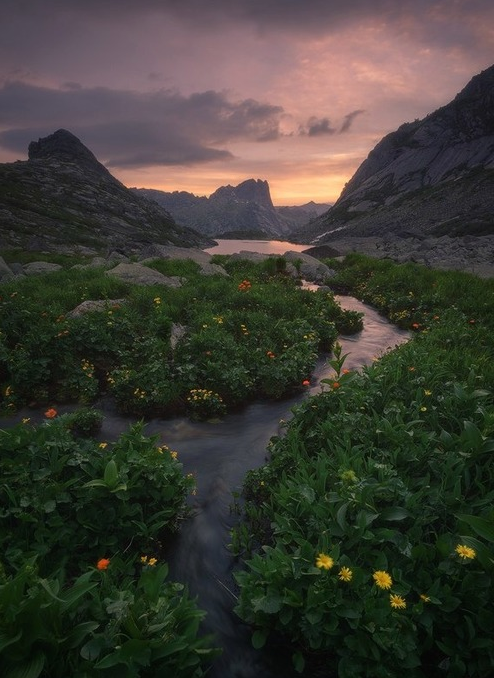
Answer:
106, 263, 183, 287
23, 262, 63, 276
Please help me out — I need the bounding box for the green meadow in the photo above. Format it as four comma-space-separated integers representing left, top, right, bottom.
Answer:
0, 251, 493, 677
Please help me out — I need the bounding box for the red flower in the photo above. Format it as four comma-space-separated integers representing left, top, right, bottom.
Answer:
44, 408, 57, 419
96, 558, 110, 570
302, 379, 310, 386
332, 382, 340, 389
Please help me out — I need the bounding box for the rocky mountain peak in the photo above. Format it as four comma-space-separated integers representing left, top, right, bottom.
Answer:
210, 178, 274, 210
28, 129, 111, 178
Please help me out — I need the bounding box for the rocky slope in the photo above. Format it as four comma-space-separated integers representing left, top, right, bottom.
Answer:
0, 129, 214, 254
134, 180, 329, 238
294, 64, 494, 272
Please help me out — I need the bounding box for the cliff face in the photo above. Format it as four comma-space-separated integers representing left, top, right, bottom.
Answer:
298, 65, 494, 244
0, 129, 213, 253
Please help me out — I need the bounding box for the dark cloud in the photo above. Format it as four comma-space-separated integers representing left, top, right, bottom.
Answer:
5, 0, 493, 36
0, 81, 283, 167
306, 117, 336, 137
339, 109, 366, 133
299, 111, 365, 137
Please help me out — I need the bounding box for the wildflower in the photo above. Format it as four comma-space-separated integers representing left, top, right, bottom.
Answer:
99, 442, 108, 449
408, 366, 415, 372
455, 544, 476, 560
154, 297, 161, 305
315, 553, 334, 570
148, 557, 158, 566
96, 558, 110, 570
4, 385, 12, 396
266, 350, 275, 358
170, 450, 178, 460
22, 417, 31, 424
373, 570, 393, 589
412, 323, 420, 329
338, 567, 353, 582
340, 469, 358, 484
420, 406, 427, 412
302, 379, 310, 386
389, 594, 406, 609
332, 381, 340, 389
342, 369, 350, 374
424, 390, 432, 396
140, 555, 148, 564
44, 408, 57, 419
420, 594, 431, 603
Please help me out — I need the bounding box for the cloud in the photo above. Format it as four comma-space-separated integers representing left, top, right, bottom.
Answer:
0, 81, 284, 167
299, 111, 366, 137
305, 117, 336, 137
339, 109, 366, 133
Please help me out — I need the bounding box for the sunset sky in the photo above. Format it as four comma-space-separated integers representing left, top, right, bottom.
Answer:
1, 0, 493, 205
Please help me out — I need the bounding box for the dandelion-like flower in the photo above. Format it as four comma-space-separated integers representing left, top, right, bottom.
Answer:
373, 570, 393, 589
455, 544, 476, 560
338, 567, 353, 582
148, 557, 158, 566
96, 558, 110, 570
315, 553, 334, 570
389, 594, 406, 609
99, 442, 107, 449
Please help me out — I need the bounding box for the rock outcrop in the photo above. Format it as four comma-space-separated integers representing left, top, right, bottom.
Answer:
295, 64, 494, 262
0, 129, 214, 254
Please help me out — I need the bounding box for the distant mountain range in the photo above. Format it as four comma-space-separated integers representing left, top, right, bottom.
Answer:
295, 64, 494, 246
0, 129, 214, 254
133, 182, 331, 239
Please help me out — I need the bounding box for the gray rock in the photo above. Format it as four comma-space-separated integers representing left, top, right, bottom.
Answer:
67, 299, 127, 318
0, 256, 15, 281
23, 262, 63, 276
106, 262, 183, 287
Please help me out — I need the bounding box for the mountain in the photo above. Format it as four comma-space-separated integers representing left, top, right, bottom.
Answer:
134, 179, 314, 238
276, 201, 332, 230
296, 65, 494, 247
0, 129, 214, 254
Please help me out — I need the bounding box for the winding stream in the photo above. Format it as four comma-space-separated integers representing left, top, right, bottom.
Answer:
100, 295, 410, 677
0, 294, 409, 676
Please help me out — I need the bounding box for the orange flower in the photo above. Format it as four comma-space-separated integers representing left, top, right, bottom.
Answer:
44, 408, 57, 419
332, 382, 340, 389
302, 379, 310, 386
96, 558, 110, 570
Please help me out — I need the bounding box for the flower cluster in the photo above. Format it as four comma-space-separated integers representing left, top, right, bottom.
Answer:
238, 279, 252, 291
140, 555, 158, 566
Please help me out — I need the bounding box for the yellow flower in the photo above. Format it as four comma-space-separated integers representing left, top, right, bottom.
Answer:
22, 417, 31, 424
373, 570, 393, 589
455, 544, 476, 560
315, 553, 334, 570
140, 555, 148, 564
338, 567, 353, 582
420, 594, 431, 603
99, 442, 107, 449
148, 557, 158, 566
389, 594, 406, 609
420, 406, 427, 412
424, 390, 432, 396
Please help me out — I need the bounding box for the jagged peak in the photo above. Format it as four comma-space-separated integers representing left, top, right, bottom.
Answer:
28, 129, 110, 176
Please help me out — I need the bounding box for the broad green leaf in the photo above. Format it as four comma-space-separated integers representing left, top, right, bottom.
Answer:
379, 507, 411, 521
251, 629, 268, 649
5, 652, 45, 678
456, 514, 494, 542
103, 459, 118, 488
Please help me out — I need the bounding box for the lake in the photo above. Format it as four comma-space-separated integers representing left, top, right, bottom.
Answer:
205, 239, 311, 255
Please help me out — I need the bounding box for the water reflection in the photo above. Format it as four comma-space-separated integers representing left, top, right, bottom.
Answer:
205, 239, 311, 256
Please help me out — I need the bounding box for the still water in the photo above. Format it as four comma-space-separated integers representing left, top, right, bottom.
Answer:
205, 239, 311, 255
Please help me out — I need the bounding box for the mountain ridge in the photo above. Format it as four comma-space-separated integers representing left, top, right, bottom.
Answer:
0, 129, 214, 254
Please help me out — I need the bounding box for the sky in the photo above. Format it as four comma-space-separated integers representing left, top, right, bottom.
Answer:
1, 1, 493, 205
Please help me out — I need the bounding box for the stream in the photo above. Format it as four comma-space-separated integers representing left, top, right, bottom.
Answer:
100, 295, 410, 677
0, 294, 409, 676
